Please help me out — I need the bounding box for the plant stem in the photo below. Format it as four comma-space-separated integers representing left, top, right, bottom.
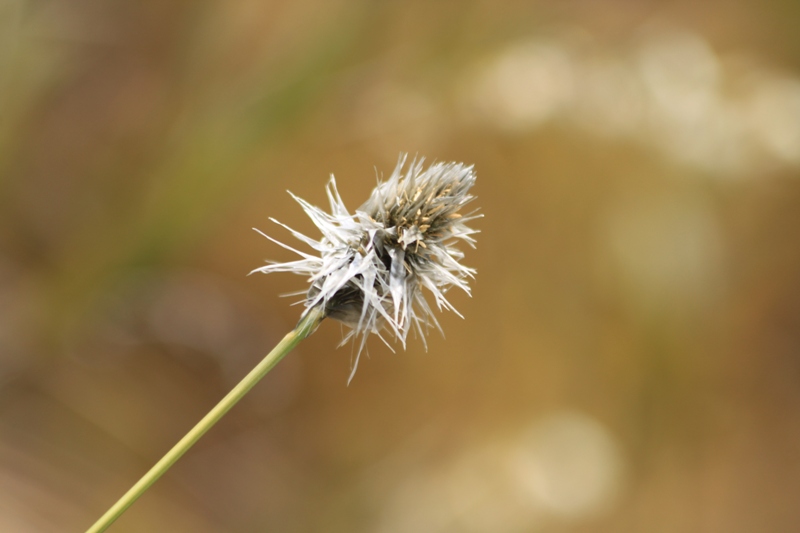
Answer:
85, 307, 325, 533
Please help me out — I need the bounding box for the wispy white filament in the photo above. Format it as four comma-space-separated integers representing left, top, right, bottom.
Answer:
252, 154, 480, 381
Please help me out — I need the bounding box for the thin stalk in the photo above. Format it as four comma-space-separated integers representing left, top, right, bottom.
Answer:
85, 307, 325, 533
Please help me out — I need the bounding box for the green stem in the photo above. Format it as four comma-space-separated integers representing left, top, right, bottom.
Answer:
85, 307, 325, 533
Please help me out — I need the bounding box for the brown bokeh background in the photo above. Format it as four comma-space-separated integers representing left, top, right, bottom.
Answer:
3, 1, 800, 532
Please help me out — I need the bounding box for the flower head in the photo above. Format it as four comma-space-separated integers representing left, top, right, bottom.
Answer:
252, 154, 480, 381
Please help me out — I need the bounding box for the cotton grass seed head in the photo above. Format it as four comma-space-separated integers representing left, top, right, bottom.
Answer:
251, 154, 480, 381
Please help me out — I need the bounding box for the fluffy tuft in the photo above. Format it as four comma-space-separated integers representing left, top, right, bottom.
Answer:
251, 154, 480, 381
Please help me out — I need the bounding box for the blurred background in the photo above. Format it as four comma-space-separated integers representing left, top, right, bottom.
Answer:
2, 1, 800, 531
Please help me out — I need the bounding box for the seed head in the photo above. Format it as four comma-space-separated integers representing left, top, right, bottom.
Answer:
251, 154, 480, 381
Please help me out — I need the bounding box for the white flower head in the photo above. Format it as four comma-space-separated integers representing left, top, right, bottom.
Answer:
251, 154, 480, 381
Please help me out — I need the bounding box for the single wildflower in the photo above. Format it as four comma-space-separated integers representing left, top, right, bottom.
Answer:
85, 155, 480, 532
251, 154, 481, 381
